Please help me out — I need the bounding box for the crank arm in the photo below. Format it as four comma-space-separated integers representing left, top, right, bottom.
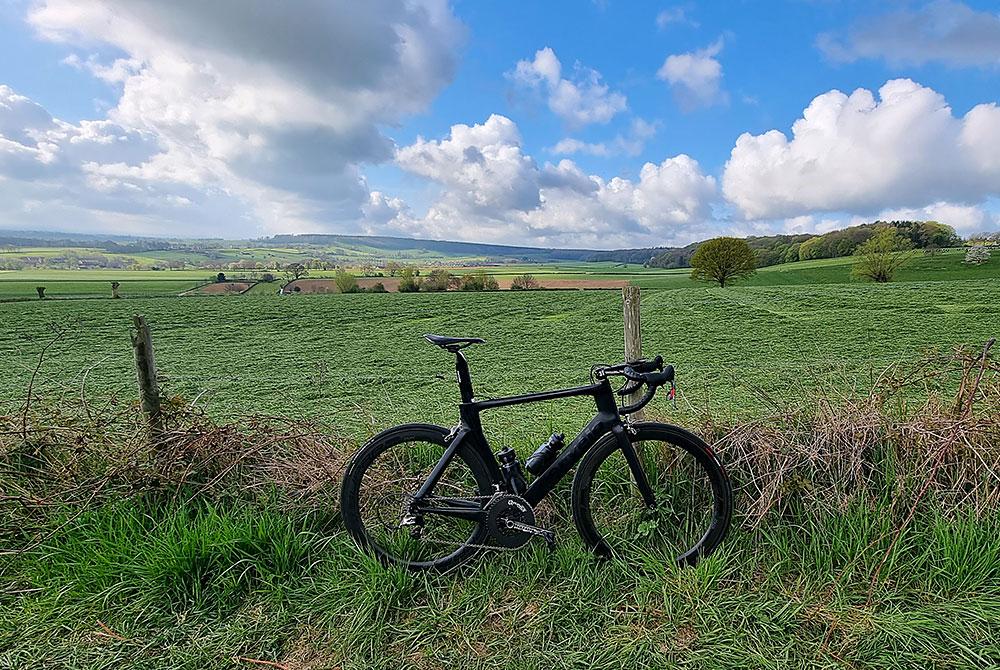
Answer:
505, 519, 557, 552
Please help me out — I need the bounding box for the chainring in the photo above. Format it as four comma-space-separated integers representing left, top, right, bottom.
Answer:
485, 494, 535, 548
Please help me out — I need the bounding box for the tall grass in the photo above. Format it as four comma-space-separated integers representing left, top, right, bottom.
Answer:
2, 346, 999, 668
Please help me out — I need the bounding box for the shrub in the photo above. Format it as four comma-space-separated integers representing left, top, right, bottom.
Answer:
216, 273, 226, 283
368, 282, 387, 293
421, 269, 452, 292
964, 246, 991, 266
459, 270, 499, 291
334, 270, 358, 294
510, 274, 541, 290
852, 228, 914, 283
398, 268, 421, 292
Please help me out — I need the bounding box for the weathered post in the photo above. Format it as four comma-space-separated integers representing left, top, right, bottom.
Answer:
622, 285, 643, 421
131, 314, 163, 443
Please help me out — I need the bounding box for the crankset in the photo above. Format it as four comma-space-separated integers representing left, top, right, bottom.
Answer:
485, 494, 556, 551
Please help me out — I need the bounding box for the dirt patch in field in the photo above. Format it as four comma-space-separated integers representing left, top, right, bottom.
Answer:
285, 278, 399, 293
184, 281, 254, 295
285, 277, 625, 293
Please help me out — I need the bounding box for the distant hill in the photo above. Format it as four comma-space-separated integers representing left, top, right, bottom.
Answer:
262, 234, 597, 262
0, 219, 965, 270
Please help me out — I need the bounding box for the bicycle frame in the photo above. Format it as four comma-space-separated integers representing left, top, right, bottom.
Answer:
410, 350, 656, 517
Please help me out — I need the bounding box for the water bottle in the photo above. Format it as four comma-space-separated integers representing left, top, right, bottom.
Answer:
497, 447, 527, 495
525, 433, 565, 476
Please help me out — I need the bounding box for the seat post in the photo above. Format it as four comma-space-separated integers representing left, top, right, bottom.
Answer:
455, 350, 475, 403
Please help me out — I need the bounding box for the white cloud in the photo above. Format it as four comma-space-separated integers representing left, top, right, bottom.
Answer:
818, 1, 1000, 68
6, 0, 463, 236
722, 79, 1000, 220
509, 47, 627, 127
878, 202, 996, 234
656, 7, 696, 30
396, 115, 541, 215
376, 114, 717, 248
657, 39, 727, 111
0, 84, 235, 237
550, 118, 658, 157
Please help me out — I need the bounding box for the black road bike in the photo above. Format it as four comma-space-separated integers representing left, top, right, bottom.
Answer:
340, 335, 733, 571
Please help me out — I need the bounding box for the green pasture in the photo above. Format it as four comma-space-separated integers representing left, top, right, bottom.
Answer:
2, 278, 997, 444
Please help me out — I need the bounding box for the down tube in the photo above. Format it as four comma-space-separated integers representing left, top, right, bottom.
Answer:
523, 414, 610, 506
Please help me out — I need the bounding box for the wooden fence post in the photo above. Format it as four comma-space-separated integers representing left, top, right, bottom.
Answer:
622, 285, 644, 420
131, 314, 163, 443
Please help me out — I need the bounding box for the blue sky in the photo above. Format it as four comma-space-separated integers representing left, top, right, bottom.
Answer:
1, 0, 999, 247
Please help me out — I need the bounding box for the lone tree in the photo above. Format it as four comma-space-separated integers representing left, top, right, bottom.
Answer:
690, 237, 757, 288
284, 263, 308, 282
852, 228, 914, 283
35, 286, 46, 299
510, 273, 541, 290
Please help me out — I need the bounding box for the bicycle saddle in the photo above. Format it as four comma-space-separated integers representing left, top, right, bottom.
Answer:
424, 334, 486, 352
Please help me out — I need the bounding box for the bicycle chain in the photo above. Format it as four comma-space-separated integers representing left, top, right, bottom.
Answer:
395, 492, 544, 553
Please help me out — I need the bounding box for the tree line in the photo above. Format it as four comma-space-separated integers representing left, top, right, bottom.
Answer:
648, 220, 962, 270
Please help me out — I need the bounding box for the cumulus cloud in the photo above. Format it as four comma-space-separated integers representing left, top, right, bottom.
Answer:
550, 118, 658, 157
5, 0, 463, 236
0, 84, 240, 237
396, 114, 541, 215
509, 47, 627, 127
722, 79, 1000, 220
377, 114, 717, 248
818, 1, 1000, 68
657, 39, 727, 111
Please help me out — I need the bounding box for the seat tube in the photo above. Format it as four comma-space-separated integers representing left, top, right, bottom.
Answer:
455, 351, 475, 403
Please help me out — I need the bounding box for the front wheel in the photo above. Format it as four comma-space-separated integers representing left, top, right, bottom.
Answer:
572, 422, 732, 567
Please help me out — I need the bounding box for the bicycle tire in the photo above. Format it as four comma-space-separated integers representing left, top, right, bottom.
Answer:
572, 422, 732, 567
340, 423, 494, 571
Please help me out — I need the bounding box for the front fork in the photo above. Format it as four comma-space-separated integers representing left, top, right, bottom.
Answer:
613, 423, 657, 509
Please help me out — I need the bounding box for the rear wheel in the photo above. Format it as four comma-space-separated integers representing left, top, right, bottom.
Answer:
340, 424, 494, 571
572, 422, 732, 567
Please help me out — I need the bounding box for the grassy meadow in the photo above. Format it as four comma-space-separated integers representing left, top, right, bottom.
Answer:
2, 251, 1000, 668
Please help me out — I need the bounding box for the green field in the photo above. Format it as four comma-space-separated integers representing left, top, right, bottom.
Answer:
3, 278, 998, 438
3, 258, 1000, 668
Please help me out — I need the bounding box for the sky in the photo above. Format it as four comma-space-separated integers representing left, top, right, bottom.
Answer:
0, 0, 999, 249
